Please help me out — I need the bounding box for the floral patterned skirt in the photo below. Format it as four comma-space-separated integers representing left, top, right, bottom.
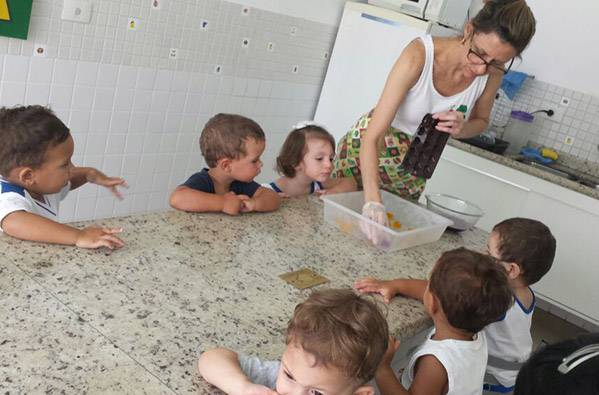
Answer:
332, 111, 426, 201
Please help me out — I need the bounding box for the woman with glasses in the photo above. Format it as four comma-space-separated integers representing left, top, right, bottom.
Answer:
332, 0, 536, 233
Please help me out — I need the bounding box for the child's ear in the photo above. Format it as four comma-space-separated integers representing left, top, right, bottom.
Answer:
17, 167, 35, 187
353, 385, 375, 395
217, 158, 232, 173
504, 261, 522, 280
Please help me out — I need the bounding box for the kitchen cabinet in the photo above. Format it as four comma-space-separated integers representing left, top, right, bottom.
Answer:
423, 145, 599, 325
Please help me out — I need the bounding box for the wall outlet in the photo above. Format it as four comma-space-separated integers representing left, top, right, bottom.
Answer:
214, 64, 222, 74
290, 26, 297, 36
267, 42, 275, 52
200, 20, 209, 30
33, 44, 47, 57
564, 136, 574, 146
168, 48, 178, 59
128, 17, 139, 31
241, 38, 250, 48
560, 96, 570, 106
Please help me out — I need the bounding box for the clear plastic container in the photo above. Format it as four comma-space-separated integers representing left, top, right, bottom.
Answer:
322, 191, 453, 251
503, 110, 536, 155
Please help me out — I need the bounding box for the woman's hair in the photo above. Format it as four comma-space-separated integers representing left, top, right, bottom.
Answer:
276, 125, 335, 178
472, 0, 536, 55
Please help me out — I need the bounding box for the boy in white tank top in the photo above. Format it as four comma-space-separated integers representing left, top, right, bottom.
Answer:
483, 218, 556, 393
371, 248, 513, 395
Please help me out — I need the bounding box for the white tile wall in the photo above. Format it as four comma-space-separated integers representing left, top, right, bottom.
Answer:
0, 0, 337, 222
490, 78, 599, 163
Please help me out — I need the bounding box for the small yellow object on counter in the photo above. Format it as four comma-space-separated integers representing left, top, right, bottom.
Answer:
540, 147, 558, 161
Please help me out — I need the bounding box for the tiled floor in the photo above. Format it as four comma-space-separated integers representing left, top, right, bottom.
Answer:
531, 308, 590, 349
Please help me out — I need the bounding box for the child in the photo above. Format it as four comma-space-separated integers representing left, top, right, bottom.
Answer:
356, 218, 556, 394
170, 113, 280, 215
0, 105, 125, 249
364, 248, 513, 395
198, 288, 389, 395
267, 122, 356, 197
514, 332, 599, 395
482, 218, 556, 393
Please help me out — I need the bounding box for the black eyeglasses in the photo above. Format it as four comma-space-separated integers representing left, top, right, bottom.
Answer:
467, 39, 515, 75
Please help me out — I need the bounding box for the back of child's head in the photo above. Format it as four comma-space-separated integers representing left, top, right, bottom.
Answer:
276, 123, 335, 177
199, 113, 265, 168
514, 332, 599, 395
285, 288, 389, 383
493, 217, 556, 285
429, 247, 513, 333
0, 105, 70, 176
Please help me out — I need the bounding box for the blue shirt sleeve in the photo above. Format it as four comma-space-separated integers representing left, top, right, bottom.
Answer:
230, 181, 261, 197
181, 171, 214, 193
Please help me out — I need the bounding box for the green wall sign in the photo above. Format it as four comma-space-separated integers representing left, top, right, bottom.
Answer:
0, 0, 33, 40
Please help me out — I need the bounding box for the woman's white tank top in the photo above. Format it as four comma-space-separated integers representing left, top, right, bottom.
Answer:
391, 35, 489, 135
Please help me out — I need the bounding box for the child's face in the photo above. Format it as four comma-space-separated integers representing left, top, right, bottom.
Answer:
29, 135, 74, 194
275, 344, 368, 395
229, 138, 265, 182
297, 138, 334, 183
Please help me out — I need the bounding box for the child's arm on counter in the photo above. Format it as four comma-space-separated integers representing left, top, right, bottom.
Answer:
355, 278, 428, 303
240, 187, 281, 213
170, 187, 246, 215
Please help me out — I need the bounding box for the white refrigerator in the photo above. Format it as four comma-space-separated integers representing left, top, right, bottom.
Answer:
314, 2, 458, 142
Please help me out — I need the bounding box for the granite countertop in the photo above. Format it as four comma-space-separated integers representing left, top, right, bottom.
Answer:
448, 139, 599, 200
0, 197, 487, 394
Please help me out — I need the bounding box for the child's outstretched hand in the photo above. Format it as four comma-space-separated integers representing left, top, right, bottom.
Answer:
75, 227, 124, 250
87, 169, 128, 200
240, 382, 279, 395
354, 277, 398, 304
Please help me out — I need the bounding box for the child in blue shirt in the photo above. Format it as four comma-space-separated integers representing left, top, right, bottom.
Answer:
170, 114, 280, 214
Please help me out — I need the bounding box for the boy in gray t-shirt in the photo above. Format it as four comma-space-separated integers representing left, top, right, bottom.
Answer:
198, 289, 389, 395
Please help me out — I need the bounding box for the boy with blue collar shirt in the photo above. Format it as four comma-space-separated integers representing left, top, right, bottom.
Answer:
170, 113, 280, 215
0, 105, 126, 249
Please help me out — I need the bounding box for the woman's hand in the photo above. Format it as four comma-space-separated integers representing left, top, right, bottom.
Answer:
433, 110, 465, 137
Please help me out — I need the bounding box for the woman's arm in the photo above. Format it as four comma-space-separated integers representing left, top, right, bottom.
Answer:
360, 40, 426, 204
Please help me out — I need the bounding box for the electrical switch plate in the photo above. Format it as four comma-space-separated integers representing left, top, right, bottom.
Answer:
200, 20, 209, 30
214, 65, 222, 74
323, 51, 329, 60
292, 65, 299, 74
267, 42, 275, 52
169, 48, 178, 59
560, 97, 570, 106
241, 38, 250, 48
564, 136, 574, 145
61, 0, 92, 24
290, 26, 297, 36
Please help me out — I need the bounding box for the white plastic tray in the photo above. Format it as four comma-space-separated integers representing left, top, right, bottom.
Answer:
322, 191, 453, 251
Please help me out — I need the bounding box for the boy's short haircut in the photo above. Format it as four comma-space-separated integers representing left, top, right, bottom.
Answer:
493, 218, 556, 285
0, 105, 70, 175
429, 248, 513, 334
285, 288, 389, 383
514, 332, 599, 395
276, 125, 335, 178
199, 113, 265, 168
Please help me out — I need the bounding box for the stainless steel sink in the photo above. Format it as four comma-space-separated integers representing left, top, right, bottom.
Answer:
515, 157, 599, 190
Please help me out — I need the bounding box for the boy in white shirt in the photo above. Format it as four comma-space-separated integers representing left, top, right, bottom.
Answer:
0, 105, 126, 249
359, 248, 513, 395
